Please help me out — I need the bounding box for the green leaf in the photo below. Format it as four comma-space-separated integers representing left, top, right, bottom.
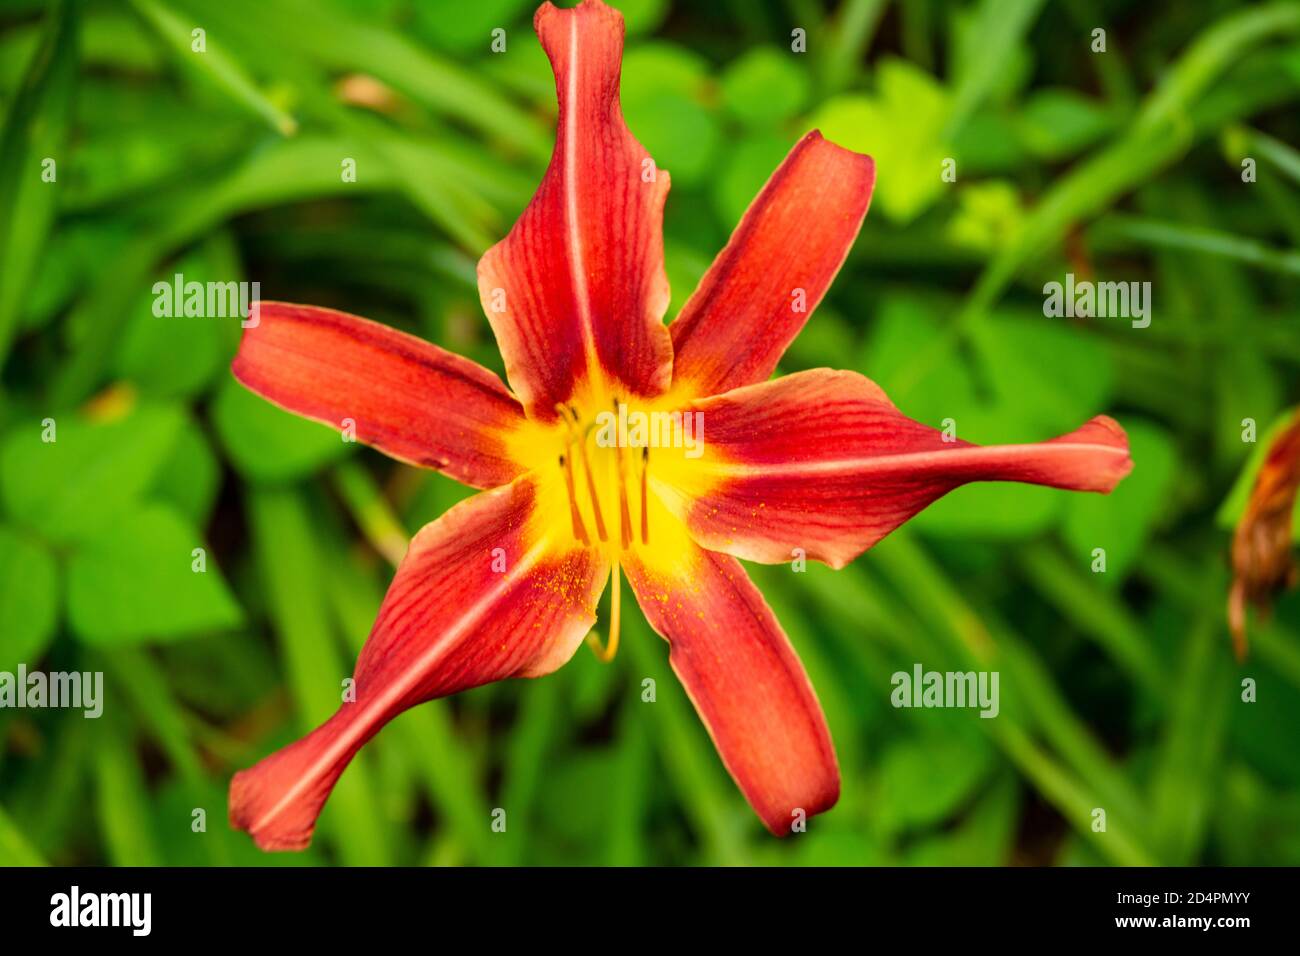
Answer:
858, 293, 978, 423
810, 59, 950, 223
0, 526, 59, 672
914, 476, 1063, 540
969, 311, 1114, 435
411, 0, 532, 52
1017, 89, 1116, 160
962, 1, 1300, 321
66, 503, 242, 644
944, 180, 1025, 252
112, 240, 243, 398
93, 716, 163, 866
211, 374, 352, 483
622, 43, 718, 186
944, 0, 1044, 138
0, 402, 184, 544
613, 0, 669, 36
1062, 420, 1177, 580
0, 803, 47, 866
185, 0, 549, 159
720, 47, 809, 127
877, 734, 995, 833
50, 136, 404, 408
0, 0, 78, 365
127, 0, 297, 135
150, 412, 221, 527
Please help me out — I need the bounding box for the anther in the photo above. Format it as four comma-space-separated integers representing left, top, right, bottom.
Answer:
556, 402, 607, 543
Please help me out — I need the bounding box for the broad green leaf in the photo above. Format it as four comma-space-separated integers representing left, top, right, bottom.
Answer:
112, 240, 243, 399
969, 312, 1114, 435
914, 473, 1063, 540
66, 504, 242, 644
902, 773, 1019, 865
411, 0, 532, 52
0, 526, 59, 672
858, 293, 978, 422
21, 221, 132, 331
211, 374, 353, 483
944, 180, 1025, 252
622, 43, 718, 186
613, 0, 670, 36
877, 734, 995, 833
810, 59, 950, 223
50, 136, 404, 407
0, 402, 184, 544
720, 47, 809, 127
150, 413, 221, 527
1017, 89, 1116, 160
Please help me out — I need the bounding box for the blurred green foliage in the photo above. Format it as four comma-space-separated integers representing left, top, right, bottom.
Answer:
1, 0, 1299, 866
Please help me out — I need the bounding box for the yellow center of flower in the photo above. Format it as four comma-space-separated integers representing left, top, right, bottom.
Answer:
504, 381, 716, 662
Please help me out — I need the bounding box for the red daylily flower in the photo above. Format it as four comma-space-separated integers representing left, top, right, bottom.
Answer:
228, 0, 1133, 850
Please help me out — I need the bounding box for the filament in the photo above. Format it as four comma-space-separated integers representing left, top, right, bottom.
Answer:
556, 403, 607, 544
560, 454, 589, 546
614, 436, 633, 551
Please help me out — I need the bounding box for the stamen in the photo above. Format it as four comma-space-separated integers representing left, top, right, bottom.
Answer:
586, 562, 621, 662
556, 403, 607, 543
614, 436, 633, 551
560, 454, 589, 546
576, 431, 608, 543
639, 446, 649, 546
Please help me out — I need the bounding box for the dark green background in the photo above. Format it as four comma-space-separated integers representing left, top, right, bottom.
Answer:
1, 0, 1298, 865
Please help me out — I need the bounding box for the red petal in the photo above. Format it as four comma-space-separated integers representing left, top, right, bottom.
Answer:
624, 545, 839, 836
669, 131, 875, 397
229, 477, 608, 851
232, 302, 526, 488
476, 0, 672, 417
672, 369, 1132, 568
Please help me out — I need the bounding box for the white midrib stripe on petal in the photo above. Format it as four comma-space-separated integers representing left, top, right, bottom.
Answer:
696, 441, 1129, 479
251, 539, 549, 835
565, 14, 600, 375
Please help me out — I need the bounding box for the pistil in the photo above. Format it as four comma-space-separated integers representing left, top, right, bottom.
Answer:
586, 562, 621, 663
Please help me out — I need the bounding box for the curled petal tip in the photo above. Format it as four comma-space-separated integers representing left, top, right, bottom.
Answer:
1051, 415, 1134, 493
228, 716, 352, 852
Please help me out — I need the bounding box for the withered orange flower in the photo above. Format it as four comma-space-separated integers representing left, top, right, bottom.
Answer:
228, 0, 1132, 849
1229, 409, 1300, 660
